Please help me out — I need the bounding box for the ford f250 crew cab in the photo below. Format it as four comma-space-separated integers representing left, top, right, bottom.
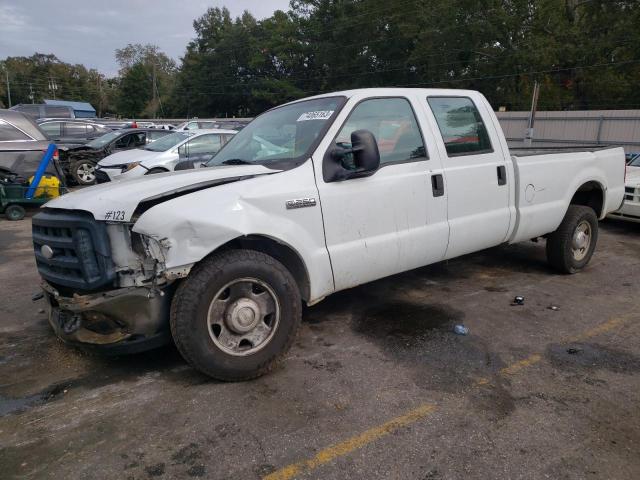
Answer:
32, 88, 626, 381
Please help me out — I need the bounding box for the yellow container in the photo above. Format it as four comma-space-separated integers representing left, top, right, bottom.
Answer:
28, 175, 61, 199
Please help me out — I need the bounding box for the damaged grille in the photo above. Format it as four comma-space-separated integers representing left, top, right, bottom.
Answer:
32, 209, 115, 291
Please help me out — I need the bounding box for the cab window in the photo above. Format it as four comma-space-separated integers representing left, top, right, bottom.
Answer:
334, 97, 427, 166
427, 97, 493, 156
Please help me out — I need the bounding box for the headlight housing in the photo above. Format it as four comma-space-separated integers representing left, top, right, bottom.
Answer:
122, 162, 140, 173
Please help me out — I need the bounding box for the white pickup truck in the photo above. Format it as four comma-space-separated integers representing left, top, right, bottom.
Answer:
32, 88, 625, 381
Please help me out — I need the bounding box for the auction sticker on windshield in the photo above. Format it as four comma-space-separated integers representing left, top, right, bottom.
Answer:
297, 110, 334, 121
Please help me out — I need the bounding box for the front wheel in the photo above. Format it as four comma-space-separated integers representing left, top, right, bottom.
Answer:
546, 205, 598, 273
70, 160, 96, 185
170, 250, 302, 381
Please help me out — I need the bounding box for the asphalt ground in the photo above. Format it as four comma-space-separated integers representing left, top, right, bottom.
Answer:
1, 216, 639, 479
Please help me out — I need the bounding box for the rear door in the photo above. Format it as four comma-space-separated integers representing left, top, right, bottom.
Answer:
315, 94, 449, 291
425, 95, 511, 259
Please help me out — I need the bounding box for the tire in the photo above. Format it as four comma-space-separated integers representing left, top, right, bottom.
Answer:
170, 250, 302, 381
546, 205, 598, 273
145, 168, 167, 175
5, 204, 26, 221
70, 160, 96, 185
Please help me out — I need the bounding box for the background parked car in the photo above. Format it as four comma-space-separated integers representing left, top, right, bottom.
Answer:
95, 129, 236, 182
0, 109, 61, 179
608, 155, 640, 223
37, 118, 112, 145
60, 128, 172, 185
9, 103, 75, 119
89, 119, 139, 130
175, 119, 249, 131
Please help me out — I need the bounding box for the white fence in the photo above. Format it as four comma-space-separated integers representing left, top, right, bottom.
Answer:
496, 110, 640, 153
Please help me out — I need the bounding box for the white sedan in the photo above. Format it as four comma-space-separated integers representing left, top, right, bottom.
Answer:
95, 129, 236, 182
608, 157, 640, 223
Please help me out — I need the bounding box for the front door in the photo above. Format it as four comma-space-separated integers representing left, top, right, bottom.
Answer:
426, 96, 512, 259
316, 96, 450, 291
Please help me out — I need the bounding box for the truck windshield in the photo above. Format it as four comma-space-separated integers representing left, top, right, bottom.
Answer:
206, 96, 346, 168
144, 132, 191, 152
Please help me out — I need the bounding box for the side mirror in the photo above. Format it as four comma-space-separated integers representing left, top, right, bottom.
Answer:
323, 129, 380, 182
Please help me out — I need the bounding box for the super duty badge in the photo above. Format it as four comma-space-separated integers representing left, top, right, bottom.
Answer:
286, 198, 317, 209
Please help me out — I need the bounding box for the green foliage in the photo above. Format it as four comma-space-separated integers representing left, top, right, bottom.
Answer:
2, 1, 639, 117
0, 53, 117, 115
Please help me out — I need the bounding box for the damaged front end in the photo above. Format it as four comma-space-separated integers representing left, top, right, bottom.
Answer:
32, 209, 178, 354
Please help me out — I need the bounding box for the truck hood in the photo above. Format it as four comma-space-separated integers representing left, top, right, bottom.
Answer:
98, 149, 158, 167
44, 165, 278, 222
625, 166, 640, 186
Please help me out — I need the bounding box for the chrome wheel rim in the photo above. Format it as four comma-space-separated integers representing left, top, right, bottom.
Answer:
207, 277, 280, 356
571, 220, 592, 261
77, 163, 95, 183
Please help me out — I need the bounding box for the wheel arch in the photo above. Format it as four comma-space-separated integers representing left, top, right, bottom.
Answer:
569, 180, 605, 219
208, 234, 311, 302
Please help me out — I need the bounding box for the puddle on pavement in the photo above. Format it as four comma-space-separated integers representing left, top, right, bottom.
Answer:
0, 383, 67, 416
547, 343, 640, 373
352, 299, 508, 395
353, 301, 461, 341
0, 344, 210, 417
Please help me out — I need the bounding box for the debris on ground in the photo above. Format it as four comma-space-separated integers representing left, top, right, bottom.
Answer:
453, 324, 469, 335
548, 305, 560, 311
511, 295, 525, 306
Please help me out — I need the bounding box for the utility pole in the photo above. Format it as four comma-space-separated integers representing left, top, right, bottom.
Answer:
97, 75, 103, 117
152, 62, 157, 119
4, 67, 11, 107
524, 80, 540, 147
48, 77, 58, 100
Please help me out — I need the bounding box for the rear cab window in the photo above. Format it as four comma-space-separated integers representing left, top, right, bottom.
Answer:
427, 97, 493, 156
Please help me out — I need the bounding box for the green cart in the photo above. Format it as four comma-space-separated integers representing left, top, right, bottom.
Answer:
0, 176, 67, 221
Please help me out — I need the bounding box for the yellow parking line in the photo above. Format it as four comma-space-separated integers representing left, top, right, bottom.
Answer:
264, 314, 633, 480
263, 403, 436, 480
499, 354, 542, 376
565, 315, 628, 343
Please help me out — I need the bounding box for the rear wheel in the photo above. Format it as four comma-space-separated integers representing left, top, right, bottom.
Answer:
546, 205, 598, 273
170, 250, 302, 381
5, 204, 26, 221
70, 160, 96, 185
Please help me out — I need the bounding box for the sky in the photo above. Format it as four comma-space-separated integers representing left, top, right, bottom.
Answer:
0, 0, 290, 76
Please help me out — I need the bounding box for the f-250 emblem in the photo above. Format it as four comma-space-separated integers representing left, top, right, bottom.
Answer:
286, 198, 317, 209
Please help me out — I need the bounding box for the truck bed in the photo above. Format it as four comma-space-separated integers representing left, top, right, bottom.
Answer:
508, 146, 626, 243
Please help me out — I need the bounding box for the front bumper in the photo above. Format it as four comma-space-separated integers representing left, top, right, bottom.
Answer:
42, 282, 173, 355
95, 166, 122, 182
95, 169, 111, 183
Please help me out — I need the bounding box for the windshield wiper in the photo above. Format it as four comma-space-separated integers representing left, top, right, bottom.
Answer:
220, 158, 253, 165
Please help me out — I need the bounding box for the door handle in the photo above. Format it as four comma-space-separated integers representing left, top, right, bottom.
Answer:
431, 174, 444, 197
497, 165, 507, 186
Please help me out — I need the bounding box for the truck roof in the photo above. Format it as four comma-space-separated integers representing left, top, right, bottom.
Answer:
294, 87, 481, 103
